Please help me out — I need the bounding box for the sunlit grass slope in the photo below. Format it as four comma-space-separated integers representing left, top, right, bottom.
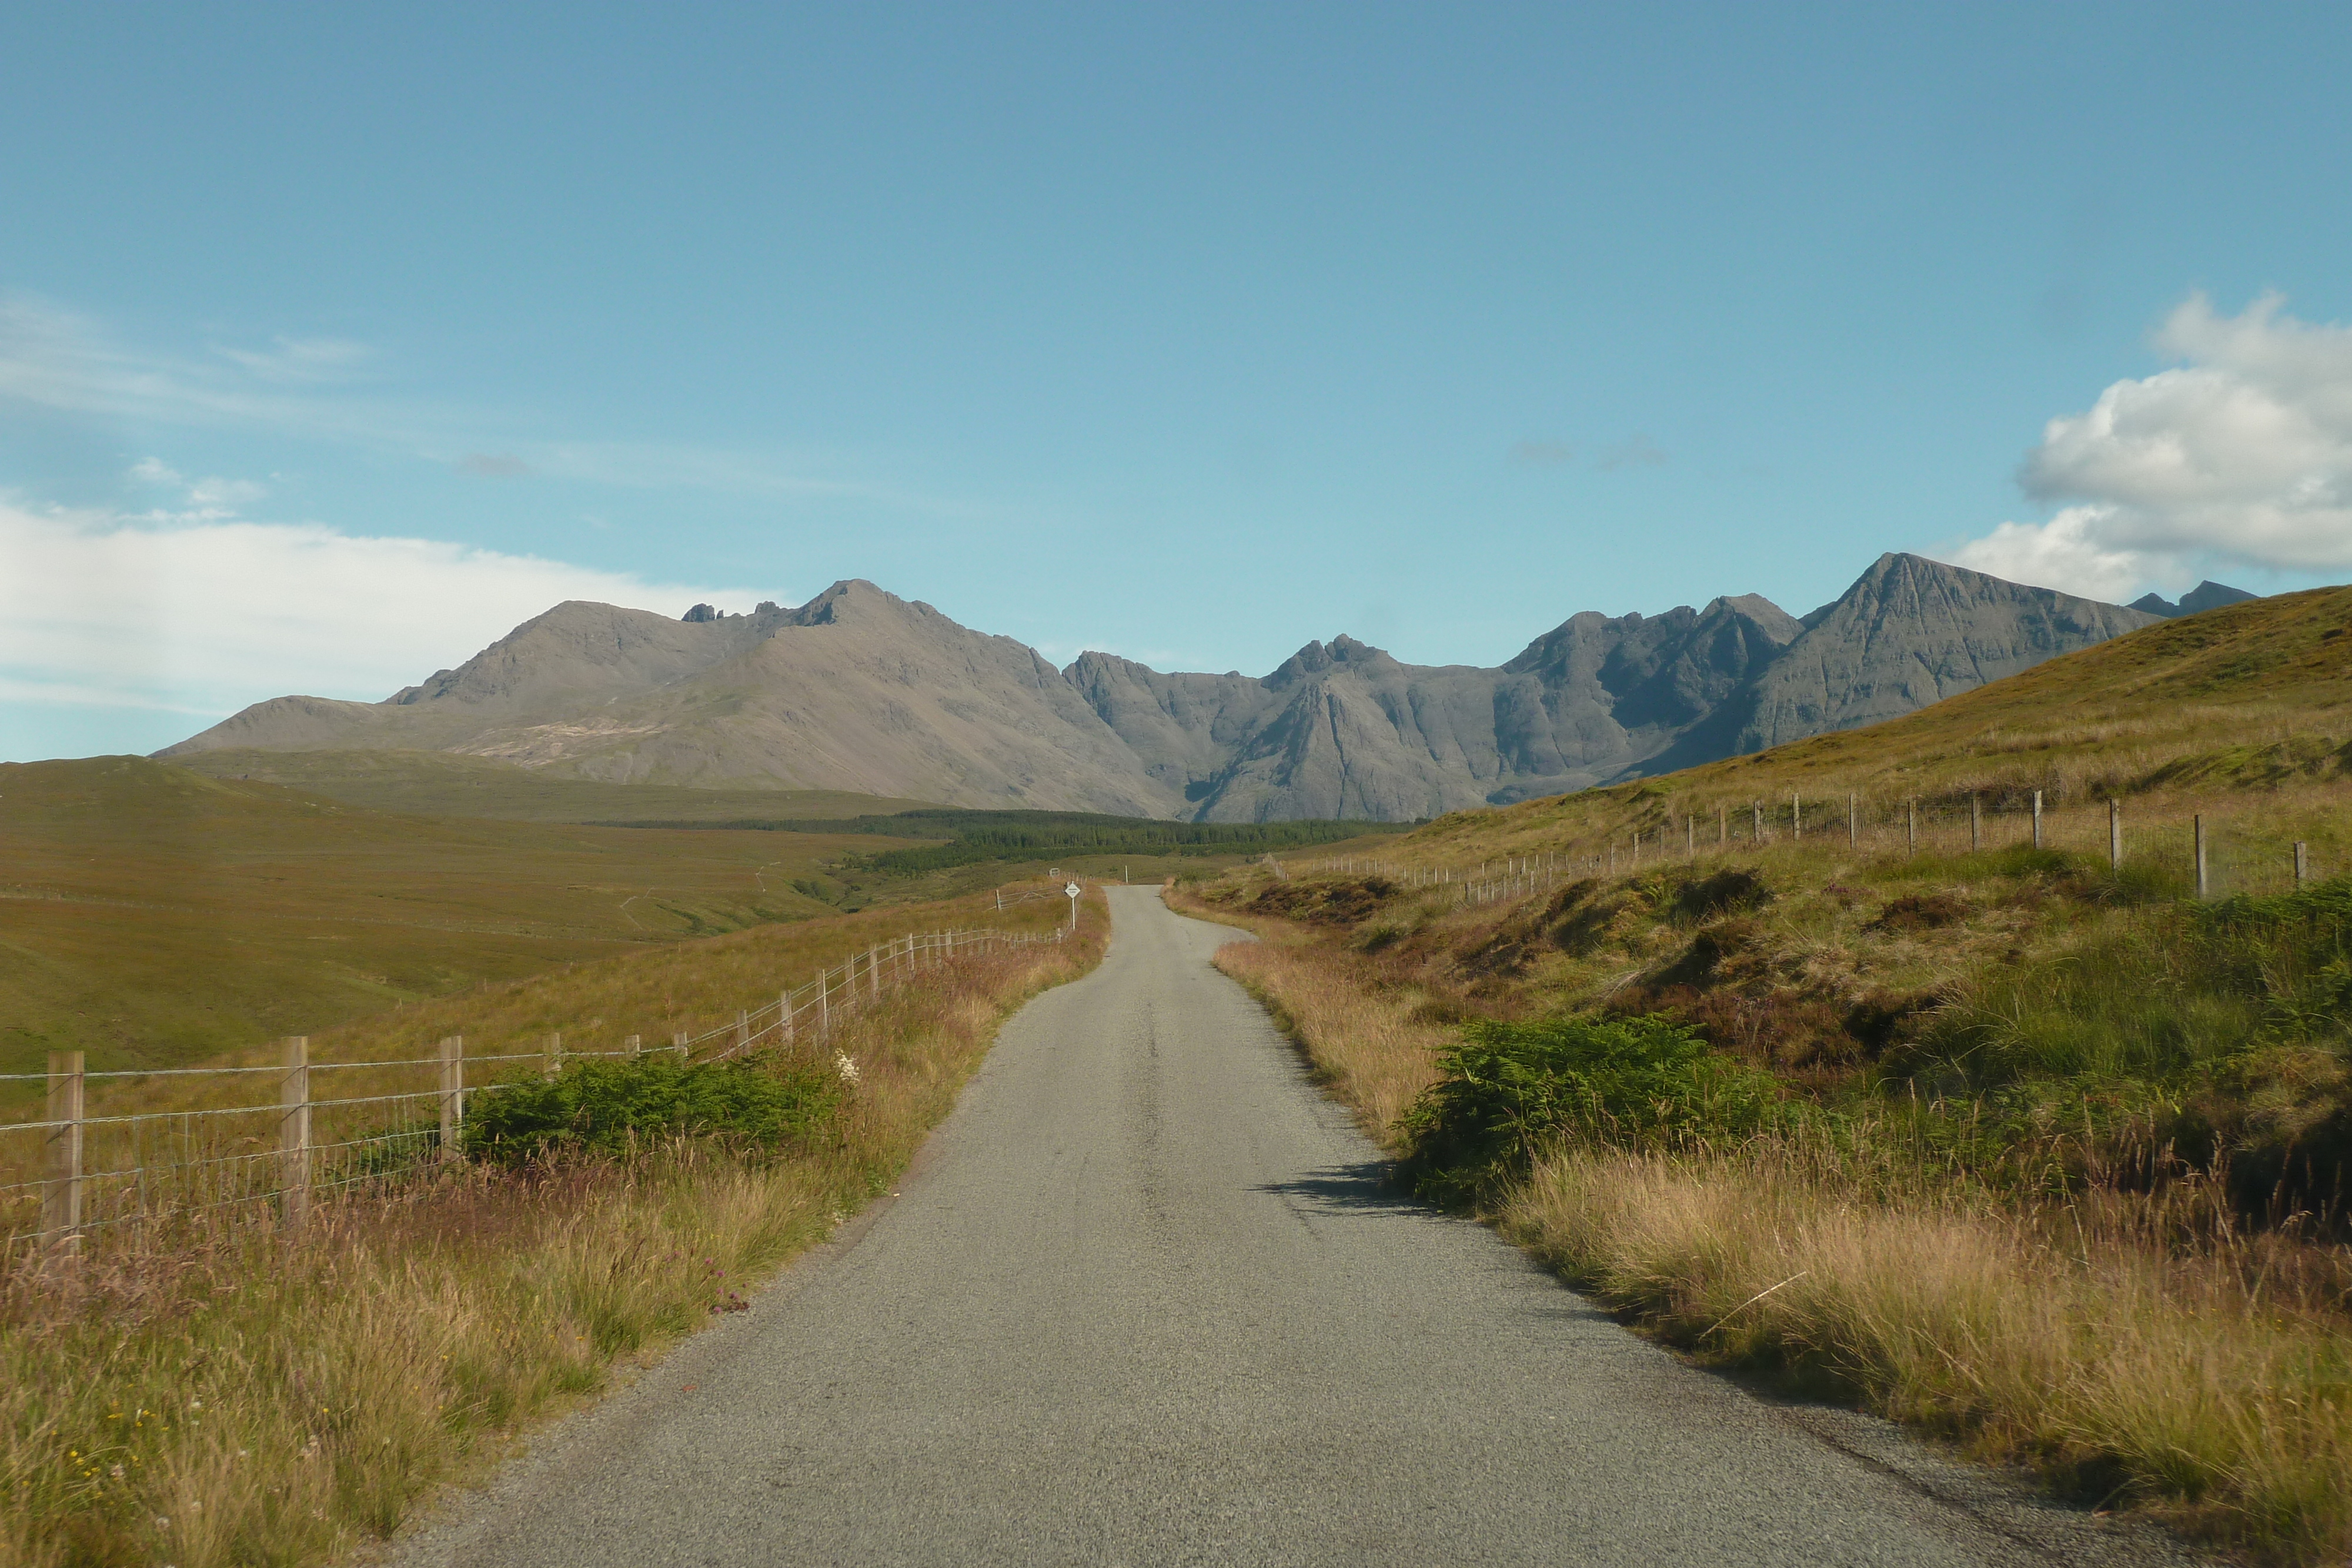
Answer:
1, 886, 1105, 1568
1174, 590, 2352, 1563
169, 747, 940, 823
1400, 583, 2352, 870
0, 757, 916, 1081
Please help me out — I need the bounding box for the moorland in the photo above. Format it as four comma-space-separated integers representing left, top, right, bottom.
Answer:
1177, 583, 2352, 1562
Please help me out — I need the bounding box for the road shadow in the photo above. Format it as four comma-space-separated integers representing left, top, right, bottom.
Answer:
1253, 1159, 1424, 1218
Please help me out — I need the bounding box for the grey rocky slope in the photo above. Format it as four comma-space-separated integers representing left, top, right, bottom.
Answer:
166, 582, 1178, 817
166, 554, 2164, 821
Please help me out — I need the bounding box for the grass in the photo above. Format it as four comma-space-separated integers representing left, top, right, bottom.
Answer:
0, 880, 1083, 1199
1504, 1145, 2352, 1561
1205, 934, 1448, 1143
1, 888, 1108, 1568
166, 746, 942, 824
0, 757, 926, 1084
1198, 898, 2352, 1562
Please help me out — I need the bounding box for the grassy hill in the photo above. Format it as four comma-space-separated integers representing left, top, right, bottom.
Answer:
0, 757, 918, 1082
1200, 584, 2352, 1189
1398, 582, 2352, 874
1175, 588, 2352, 1559
169, 746, 941, 823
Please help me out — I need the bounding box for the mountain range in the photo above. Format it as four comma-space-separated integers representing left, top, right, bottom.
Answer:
164, 553, 2181, 821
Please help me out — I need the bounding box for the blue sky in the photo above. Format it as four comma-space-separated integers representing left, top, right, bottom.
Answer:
5, 3, 2351, 761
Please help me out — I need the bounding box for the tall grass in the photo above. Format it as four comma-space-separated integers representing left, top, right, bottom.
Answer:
1204, 932, 1446, 1144
1505, 1144, 2352, 1563
2, 900, 1105, 1568
1208, 914, 2352, 1566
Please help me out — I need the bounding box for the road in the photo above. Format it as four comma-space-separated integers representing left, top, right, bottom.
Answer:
392, 886, 2194, 1567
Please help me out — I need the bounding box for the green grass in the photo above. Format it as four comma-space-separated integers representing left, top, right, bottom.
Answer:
167, 747, 942, 823
0, 757, 918, 1084
1, 891, 1110, 1568
464, 1053, 844, 1166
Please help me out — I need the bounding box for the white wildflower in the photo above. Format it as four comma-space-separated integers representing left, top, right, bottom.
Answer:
833, 1051, 860, 1085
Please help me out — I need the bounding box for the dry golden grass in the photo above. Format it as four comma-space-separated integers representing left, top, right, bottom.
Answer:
1211, 940, 1446, 1147
1208, 917, 2352, 1566
1, 880, 1081, 1202
1, 894, 1107, 1568
1505, 1147, 2352, 1564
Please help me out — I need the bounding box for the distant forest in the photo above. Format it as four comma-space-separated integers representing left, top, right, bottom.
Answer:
599, 807, 1409, 874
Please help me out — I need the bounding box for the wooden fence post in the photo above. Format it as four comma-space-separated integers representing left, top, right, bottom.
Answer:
1718, 804, 1727, 846
735, 1010, 750, 1054
42, 1050, 84, 1244
780, 993, 794, 1047
1686, 815, 1695, 855
820, 967, 831, 1038
543, 1032, 563, 1079
626, 1034, 642, 1058
1792, 793, 1802, 841
672, 1031, 689, 1058
2194, 814, 2209, 900
2109, 800, 2122, 871
1907, 798, 1917, 857
1847, 791, 1858, 850
869, 947, 881, 1002
2032, 790, 2043, 850
2294, 841, 2308, 886
1752, 801, 1762, 844
279, 1035, 312, 1235
437, 1035, 464, 1164
1970, 793, 1982, 852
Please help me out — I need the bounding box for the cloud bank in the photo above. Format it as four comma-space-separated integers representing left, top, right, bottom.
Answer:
0, 488, 754, 743
1947, 293, 2352, 600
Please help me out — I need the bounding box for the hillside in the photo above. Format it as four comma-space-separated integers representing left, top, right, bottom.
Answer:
1192, 579, 2352, 1144
1396, 580, 2352, 873
0, 756, 915, 1081
164, 556, 2160, 823
170, 746, 941, 823
164, 583, 1180, 816
1168, 583, 2352, 1563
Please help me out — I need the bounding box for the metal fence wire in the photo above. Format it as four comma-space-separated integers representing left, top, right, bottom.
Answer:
1314, 792, 2328, 908
6, 922, 1067, 1253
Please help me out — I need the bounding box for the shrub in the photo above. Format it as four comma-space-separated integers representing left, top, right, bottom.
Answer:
465, 1053, 842, 1167
1396, 1014, 1785, 1205
1668, 865, 1772, 923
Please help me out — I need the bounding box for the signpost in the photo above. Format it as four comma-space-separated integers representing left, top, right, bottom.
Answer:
1065, 881, 1081, 931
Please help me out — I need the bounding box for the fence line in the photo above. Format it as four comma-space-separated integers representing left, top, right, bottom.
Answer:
1302, 791, 2330, 911
9, 921, 1067, 1254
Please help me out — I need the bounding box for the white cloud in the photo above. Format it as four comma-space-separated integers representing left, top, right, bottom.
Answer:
0, 497, 759, 735
1945, 293, 2352, 599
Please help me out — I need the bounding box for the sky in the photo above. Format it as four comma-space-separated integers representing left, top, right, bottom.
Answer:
4, 3, 2351, 762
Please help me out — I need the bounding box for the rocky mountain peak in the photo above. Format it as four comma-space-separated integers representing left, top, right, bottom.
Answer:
161, 554, 2195, 823
2130, 580, 2258, 618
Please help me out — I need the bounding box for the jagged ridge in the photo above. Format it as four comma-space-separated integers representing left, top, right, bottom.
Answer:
166, 555, 2190, 821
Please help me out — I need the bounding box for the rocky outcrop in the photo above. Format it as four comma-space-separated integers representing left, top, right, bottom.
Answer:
1729, 554, 2159, 753
2129, 581, 2257, 618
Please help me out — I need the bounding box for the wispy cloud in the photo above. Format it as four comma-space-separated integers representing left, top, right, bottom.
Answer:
1945, 292, 2352, 600
0, 492, 759, 737
0, 292, 987, 516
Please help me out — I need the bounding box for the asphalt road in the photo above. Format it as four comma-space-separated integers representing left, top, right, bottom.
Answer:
391, 887, 2197, 1567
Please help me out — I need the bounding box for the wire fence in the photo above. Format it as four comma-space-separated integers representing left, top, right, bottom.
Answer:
1302, 789, 2338, 909
5, 922, 1066, 1258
